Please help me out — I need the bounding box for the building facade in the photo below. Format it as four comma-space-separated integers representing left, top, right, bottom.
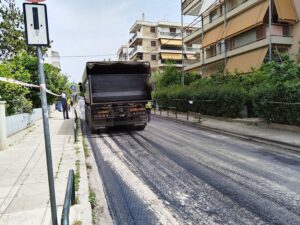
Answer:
117, 45, 129, 61
182, 0, 299, 76
125, 20, 200, 72
44, 49, 61, 69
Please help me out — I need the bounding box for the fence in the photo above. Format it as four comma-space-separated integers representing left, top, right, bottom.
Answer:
61, 169, 75, 225
6, 108, 43, 136
0, 102, 55, 150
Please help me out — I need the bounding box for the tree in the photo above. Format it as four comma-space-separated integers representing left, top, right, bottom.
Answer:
0, 55, 32, 115
13, 52, 70, 108
153, 63, 200, 89
0, 0, 36, 60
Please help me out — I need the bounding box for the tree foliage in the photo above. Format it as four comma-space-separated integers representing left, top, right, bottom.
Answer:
0, 0, 70, 114
0, 0, 35, 60
152, 63, 200, 89
0, 55, 32, 115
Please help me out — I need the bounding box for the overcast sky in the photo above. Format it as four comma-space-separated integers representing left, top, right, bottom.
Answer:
16, 0, 189, 82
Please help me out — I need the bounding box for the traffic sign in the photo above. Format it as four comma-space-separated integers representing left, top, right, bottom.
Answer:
23, 3, 50, 46
70, 85, 76, 91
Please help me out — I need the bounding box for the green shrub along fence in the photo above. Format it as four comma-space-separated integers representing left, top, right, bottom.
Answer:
153, 57, 300, 126
154, 86, 247, 118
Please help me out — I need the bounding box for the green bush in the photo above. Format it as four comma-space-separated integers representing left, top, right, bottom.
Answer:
251, 59, 300, 125
154, 83, 246, 117
153, 56, 300, 124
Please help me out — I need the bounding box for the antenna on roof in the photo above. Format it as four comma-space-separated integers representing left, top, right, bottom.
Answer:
142, 13, 145, 21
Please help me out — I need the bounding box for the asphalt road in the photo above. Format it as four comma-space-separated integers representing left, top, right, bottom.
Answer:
86, 116, 300, 225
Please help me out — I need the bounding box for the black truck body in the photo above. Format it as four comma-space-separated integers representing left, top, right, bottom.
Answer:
81, 61, 152, 132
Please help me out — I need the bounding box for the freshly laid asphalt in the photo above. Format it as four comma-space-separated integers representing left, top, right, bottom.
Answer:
85, 116, 300, 225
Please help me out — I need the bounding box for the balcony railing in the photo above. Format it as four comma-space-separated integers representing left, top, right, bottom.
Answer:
182, 0, 195, 10
185, 47, 201, 52
160, 46, 182, 51
129, 45, 141, 56
159, 32, 182, 38
226, 24, 292, 52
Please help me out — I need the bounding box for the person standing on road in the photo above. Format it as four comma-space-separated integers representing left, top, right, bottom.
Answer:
61, 93, 69, 119
145, 101, 152, 122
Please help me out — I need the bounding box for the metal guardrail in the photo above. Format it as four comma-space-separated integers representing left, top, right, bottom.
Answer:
61, 169, 75, 225
74, 109, 78, 143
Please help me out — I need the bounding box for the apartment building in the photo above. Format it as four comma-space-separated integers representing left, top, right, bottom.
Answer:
182, 0, 300, 76
126, 20, 200, 72
117, 45, 129, 61
44, 49, 61, 69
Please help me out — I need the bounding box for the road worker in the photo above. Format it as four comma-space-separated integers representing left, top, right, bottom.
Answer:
145, 101, 152, 122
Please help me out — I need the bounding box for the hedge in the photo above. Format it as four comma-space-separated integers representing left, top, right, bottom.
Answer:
154, 84, 247, 118
153, 57, 300, 125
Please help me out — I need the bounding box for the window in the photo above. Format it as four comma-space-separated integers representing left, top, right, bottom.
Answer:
170, 27, 176, 33
150, 27, 156, 33
151, 54, 157, 61
151, 41, 156, 47
209, 9, 218, 22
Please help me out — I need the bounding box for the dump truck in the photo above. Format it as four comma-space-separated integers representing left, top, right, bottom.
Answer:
79, 61, 152, 133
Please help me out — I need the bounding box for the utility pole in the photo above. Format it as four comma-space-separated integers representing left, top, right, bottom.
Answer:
269, 0, 272, 62
37, 46, 58, 225
181, 0, 185, 86
23, 2, 58, 225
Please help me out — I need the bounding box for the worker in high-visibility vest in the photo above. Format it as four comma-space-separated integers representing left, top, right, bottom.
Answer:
145, 101, 152, 122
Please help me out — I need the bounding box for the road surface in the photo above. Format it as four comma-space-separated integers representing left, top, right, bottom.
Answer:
85, 116, 300, 225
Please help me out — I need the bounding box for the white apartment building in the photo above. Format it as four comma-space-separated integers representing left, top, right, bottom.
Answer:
44, 49, 61, 69
125, 20, 200, 72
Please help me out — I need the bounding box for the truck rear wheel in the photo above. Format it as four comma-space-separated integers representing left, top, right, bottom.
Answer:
135, 125, 146, 131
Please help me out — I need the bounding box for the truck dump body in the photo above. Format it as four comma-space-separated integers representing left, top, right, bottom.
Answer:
84, 62, 151, 103
82, 61, 152, 132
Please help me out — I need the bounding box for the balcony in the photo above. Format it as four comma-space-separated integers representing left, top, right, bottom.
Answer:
129, 32, 143, 47
129, 45, 143, 58
159, 59, 183, 67
182, 0, 201, 16
185, 47, 201, 53
160, 45, 182, 53
158, 32, 182, 39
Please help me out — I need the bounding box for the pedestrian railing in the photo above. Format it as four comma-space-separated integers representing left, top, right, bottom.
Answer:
74, 109, 78, 143
155, 106, 202, 123
61, 169, 75, 225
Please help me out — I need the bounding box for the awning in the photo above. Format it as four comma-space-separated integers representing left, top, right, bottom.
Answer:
225, 47, 268, 73
186, 54, 198, 60
160, 39, 182, 46
202, 24, 225, 48
274, 0, 298, 22
222, 0, 269, 39
161, 53, 182, 60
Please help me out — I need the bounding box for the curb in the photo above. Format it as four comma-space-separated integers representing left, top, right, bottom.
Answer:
71, 118, 93, 225
154, 114, 300, 152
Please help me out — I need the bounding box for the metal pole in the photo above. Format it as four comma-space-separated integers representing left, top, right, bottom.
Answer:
181, 0, 185, 86
269, 0, 272, 62
224, 0, 227, 65
37, 47, 58, 225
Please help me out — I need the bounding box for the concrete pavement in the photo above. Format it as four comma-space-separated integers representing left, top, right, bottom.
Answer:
0, 109, 92, 225
153, 109, 300, 147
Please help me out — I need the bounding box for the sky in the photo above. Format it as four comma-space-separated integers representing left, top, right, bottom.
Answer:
16, 0, 188, 82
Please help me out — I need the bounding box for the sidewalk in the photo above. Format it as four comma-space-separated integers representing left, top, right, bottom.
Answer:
153, 110, 300, 148
0, 109, 92, 225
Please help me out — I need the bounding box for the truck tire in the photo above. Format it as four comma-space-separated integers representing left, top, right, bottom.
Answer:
85, 112, 89, 125
90, 126, 97, 134
135, 125, 146, 131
